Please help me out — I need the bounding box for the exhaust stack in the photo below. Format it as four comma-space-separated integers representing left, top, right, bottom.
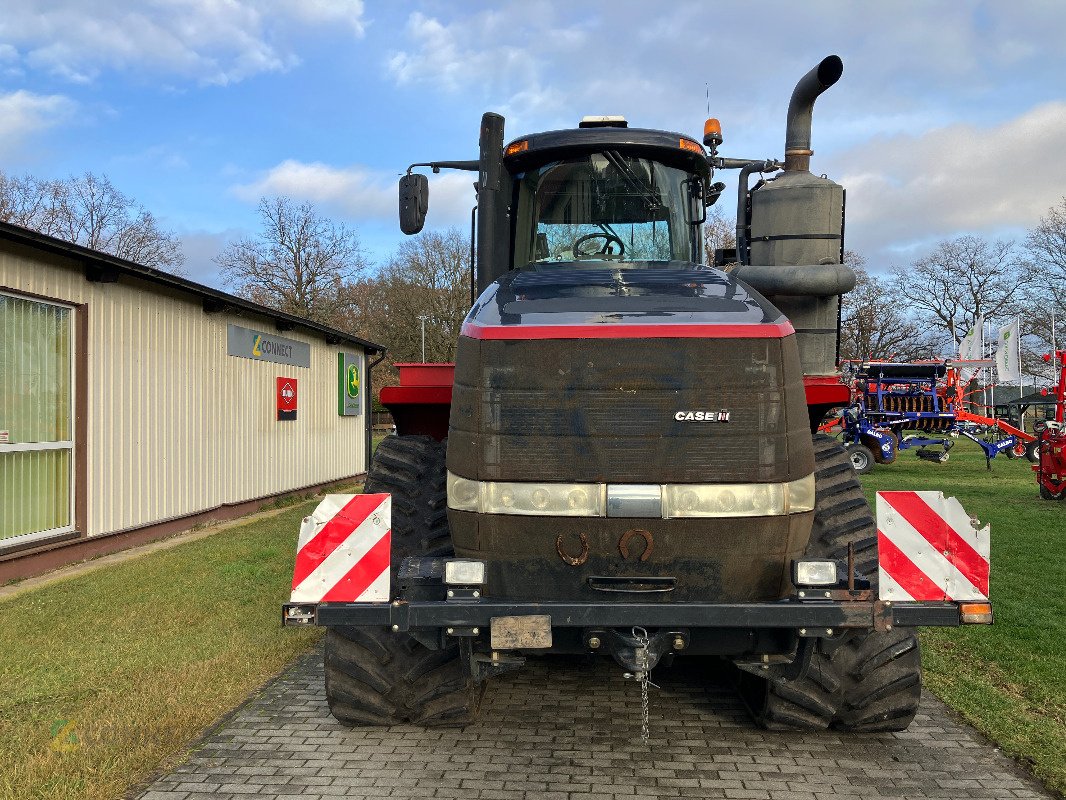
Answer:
784, 56, 843, 172
732, 56, 853, 384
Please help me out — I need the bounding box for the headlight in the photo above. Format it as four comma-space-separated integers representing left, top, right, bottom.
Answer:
447, 472, 480, 512
448, 473, 815, 518
481, 480, 605, 516
662, 475, 814, 518
793, 559, 839, 586
663, 482, 785, 518
444, 559, 486, 585
447, 472, 604, 516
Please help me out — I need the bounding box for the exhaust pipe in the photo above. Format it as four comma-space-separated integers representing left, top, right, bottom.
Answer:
734, 55, 850, 385
784, 55, 843, 172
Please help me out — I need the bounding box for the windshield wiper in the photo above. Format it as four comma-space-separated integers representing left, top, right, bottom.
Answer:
603, 151, 662, 210
598, 222, 621, 240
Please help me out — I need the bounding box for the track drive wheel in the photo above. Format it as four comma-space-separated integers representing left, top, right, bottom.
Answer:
846, 443, 874, 474
323, 435, 477, 727
745, 434, 922, 732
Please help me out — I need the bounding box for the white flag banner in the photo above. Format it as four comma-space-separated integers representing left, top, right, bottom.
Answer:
958, 316, 984, 382
996, 318, 1021, 383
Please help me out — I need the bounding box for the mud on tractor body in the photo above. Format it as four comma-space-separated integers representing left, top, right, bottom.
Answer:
284, 57, 994, 734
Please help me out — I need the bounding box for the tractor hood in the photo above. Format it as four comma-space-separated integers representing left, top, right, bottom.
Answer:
446, 264, 815, 603
461, 265, 792, 337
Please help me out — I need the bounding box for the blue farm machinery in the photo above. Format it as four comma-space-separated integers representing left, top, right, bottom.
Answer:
839, 362, 1032, 473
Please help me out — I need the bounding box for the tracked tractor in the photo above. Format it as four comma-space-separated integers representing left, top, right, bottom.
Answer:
284, 57, 994, 733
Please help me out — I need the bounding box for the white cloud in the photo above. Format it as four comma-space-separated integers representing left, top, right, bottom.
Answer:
385, 6, 587, 131
277, 0, 366, 33
383, 2, 1066, 153
231, 159, 477, 227
379, 3, 1066, 269
827, 101, 1066, 259
388, 10, 539, 91
0, 0, 366, 85
0, 90, 76, 156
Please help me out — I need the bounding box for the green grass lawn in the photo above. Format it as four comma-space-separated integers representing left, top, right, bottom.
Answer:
859, 437, 1066, 795
1, 433, 1063, 798
0, 501, 326, 800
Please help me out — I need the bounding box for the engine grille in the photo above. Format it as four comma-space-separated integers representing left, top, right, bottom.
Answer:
448, 335, 812, 484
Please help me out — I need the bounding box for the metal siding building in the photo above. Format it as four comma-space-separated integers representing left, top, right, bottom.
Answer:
0, 222, 382, 576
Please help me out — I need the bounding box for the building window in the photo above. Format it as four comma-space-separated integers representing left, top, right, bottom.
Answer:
0, 292, 74, 545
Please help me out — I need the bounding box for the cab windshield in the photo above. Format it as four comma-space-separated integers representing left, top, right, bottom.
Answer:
512, 152, 702, 268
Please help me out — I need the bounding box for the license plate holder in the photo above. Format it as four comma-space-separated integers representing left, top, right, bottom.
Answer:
490, 615, 552, 649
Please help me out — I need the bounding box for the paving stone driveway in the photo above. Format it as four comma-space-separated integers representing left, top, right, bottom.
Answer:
135, 647, 1052, 800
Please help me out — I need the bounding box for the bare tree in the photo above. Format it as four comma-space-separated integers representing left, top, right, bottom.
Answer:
340, 228, 472, 384
1024, 196, 1066, 370
216, 196, 368, 324
889, 236, 1030, 352
839, 252, 937, 363
380, 228, 471, 362
0, 170, 185, 272
703, 206, 736, 268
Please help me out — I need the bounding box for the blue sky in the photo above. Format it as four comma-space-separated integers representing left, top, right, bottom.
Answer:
2, 1, 1066, 287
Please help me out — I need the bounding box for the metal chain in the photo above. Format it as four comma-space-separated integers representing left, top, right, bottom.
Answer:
632, 626, 651, 743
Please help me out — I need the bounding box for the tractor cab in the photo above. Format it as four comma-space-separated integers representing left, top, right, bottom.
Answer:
502, 121, 711, 272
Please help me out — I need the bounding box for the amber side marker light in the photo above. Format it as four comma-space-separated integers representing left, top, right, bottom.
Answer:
679, 138, 703, 154
505, 140, 529, 156
960, 602, 994, 624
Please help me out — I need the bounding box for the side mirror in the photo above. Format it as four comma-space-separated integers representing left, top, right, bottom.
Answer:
682, 178, 707, 225
399, 173, 429, 235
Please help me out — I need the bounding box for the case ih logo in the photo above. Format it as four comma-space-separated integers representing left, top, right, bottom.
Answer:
674, 410, 730, 422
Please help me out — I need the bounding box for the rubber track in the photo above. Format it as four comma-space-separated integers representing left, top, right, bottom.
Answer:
325, 627, 474, 726
324, 435, 475, 727
753, 434, 922, 732
364, 435, 451, 562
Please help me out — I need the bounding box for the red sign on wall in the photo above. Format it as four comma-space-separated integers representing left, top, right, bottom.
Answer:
277, 377, 298, 421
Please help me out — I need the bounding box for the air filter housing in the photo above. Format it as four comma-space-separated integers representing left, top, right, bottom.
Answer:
748, 170, 845, 377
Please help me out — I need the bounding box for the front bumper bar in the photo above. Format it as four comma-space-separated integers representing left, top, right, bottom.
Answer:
282, 598, 966, 631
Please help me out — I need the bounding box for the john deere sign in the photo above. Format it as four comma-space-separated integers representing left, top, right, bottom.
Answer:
227, 324, 310, 368
338, 352, 362, 416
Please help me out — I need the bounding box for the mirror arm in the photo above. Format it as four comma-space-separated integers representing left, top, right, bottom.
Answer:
712, 156, 782, 171
407, 160, 480, 174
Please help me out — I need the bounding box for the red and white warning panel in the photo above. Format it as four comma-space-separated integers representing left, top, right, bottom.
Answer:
290, 494, 391, 603
876, 491, 990, 602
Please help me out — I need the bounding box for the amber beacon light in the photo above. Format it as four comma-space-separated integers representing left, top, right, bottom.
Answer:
703, 118, 723, 148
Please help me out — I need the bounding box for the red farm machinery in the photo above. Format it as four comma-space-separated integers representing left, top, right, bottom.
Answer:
1034, 350, 1066, 499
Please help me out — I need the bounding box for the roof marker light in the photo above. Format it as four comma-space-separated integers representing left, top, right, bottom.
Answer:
505, 140, 529, 156
578, 116, 628, 128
